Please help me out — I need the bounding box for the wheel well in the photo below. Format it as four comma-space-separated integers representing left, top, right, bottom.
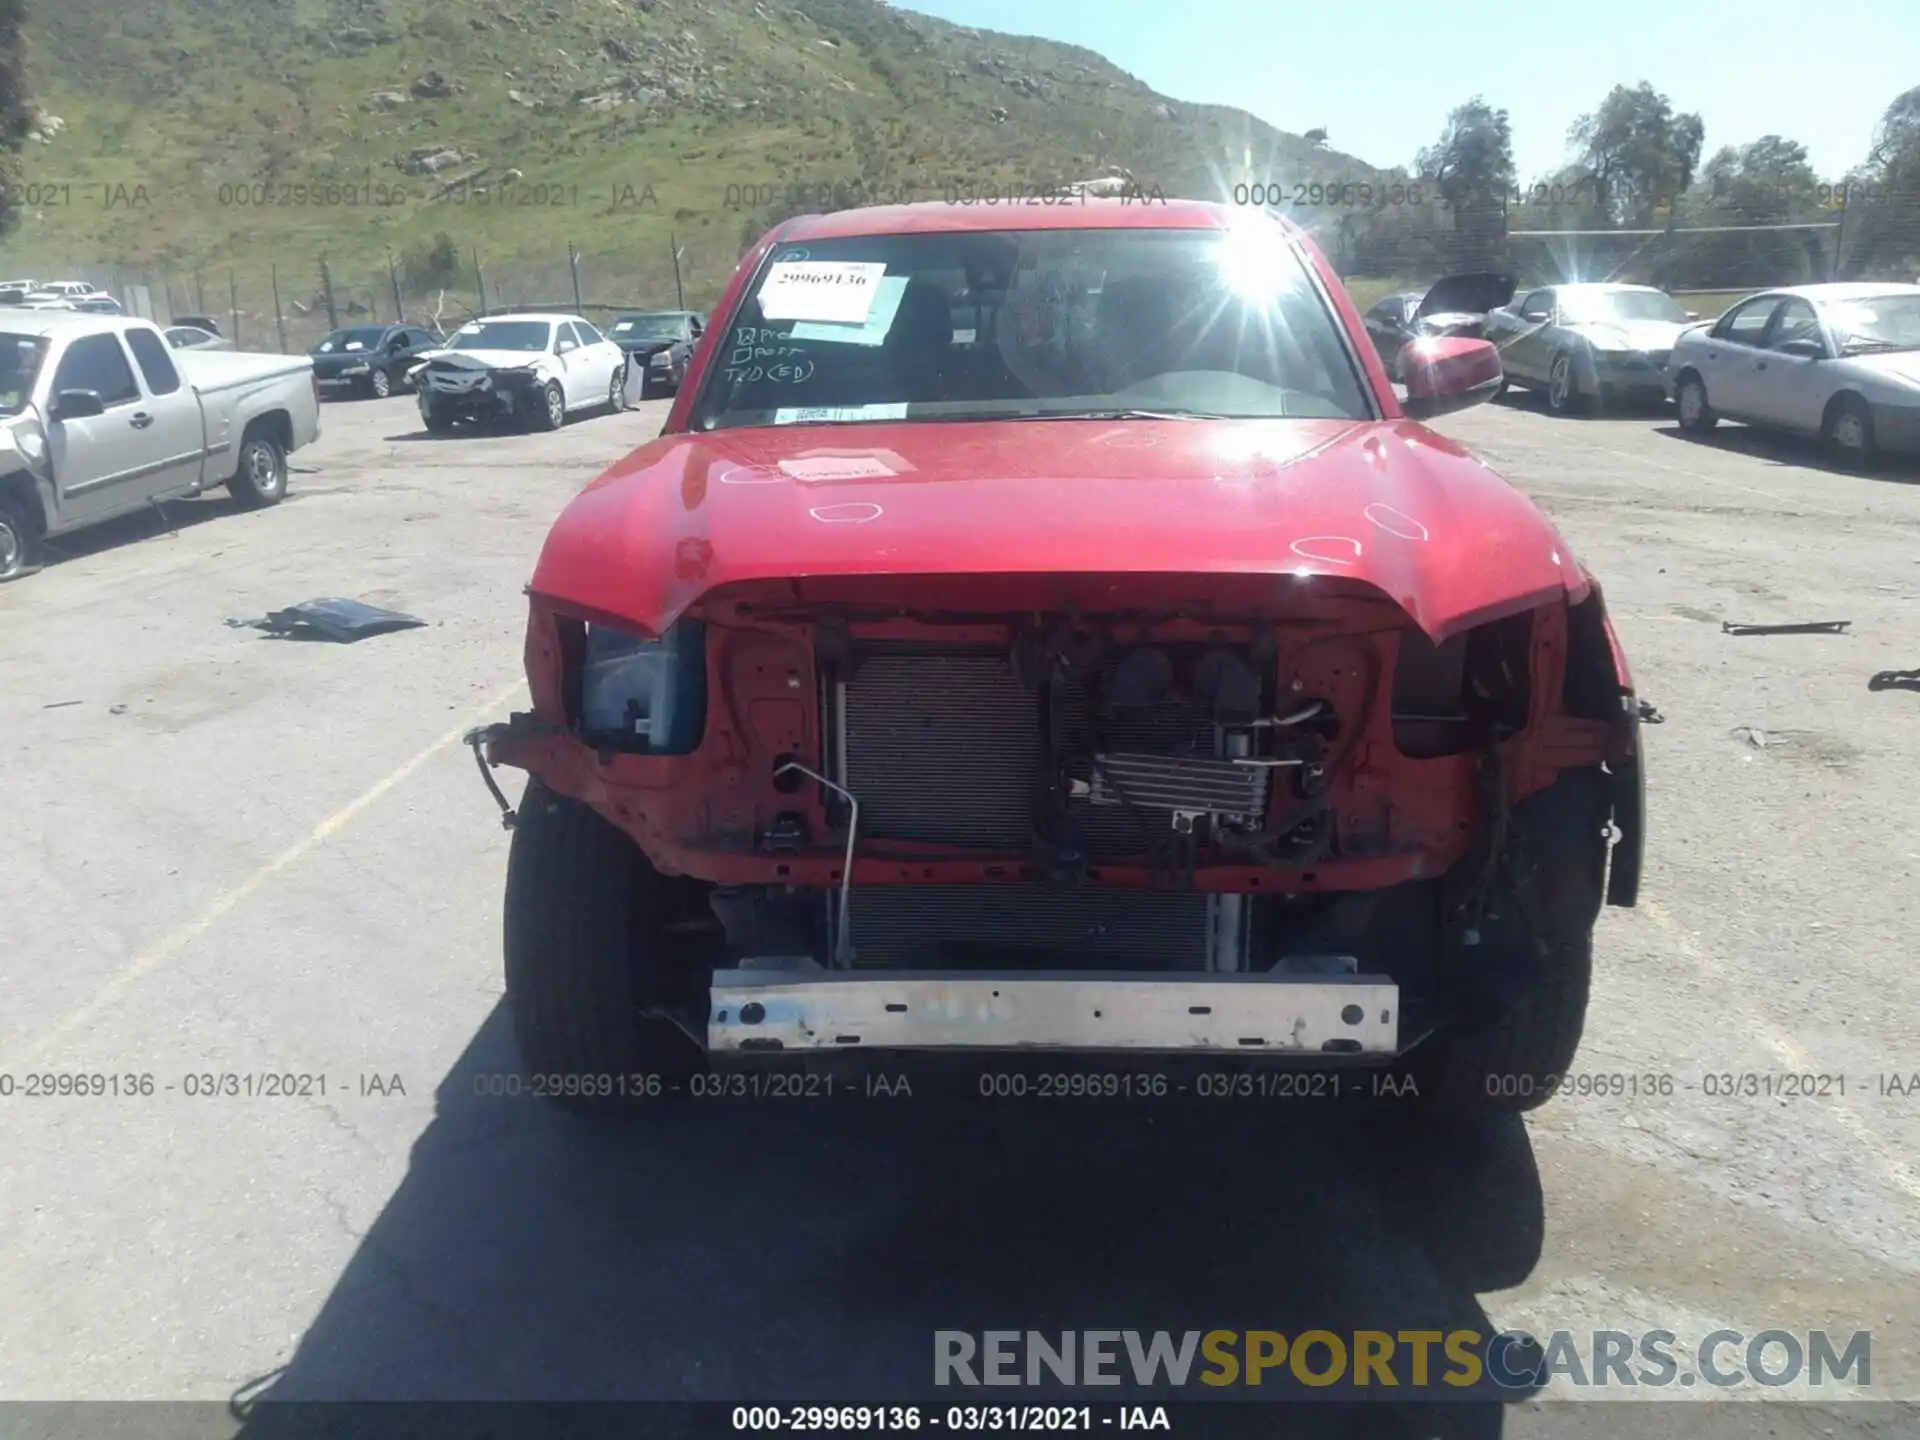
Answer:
241, 410, 293, 457
1674, 366, 1702, 388
1822, 391, 1868, 426
0, 469, 47, 538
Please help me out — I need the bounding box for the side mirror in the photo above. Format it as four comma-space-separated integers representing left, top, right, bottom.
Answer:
556, 339, 577, 354
1777, 338, 1825, 359
1399, 338, 1503, 420
50, 388, 106, 421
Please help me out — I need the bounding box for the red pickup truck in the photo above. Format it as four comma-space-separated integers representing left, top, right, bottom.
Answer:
468, 197, 1646, 1116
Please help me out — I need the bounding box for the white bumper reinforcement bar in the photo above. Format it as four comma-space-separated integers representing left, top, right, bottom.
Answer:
707, 970, 1400, 1055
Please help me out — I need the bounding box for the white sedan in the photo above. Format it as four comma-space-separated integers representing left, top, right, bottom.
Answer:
409, 312, 640, 432
1668, 282, 1920, 468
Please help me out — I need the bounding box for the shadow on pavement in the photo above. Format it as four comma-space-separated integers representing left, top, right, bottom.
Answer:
25, 492, 242, 572
1652, 423, 1920, 479
230, 1004, 1549, 1437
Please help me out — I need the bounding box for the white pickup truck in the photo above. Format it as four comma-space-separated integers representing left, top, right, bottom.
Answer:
0, 313, 320, 581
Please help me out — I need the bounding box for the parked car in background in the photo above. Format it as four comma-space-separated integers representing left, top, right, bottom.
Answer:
309, 322, 439, 399
411, 313, 637, 432
1668, 282, 1920, 468
73, 295, 124, 315
466, 199, 1645, 1121
25, 281, 102, 307
171, 315, 223, 336
0, 313, 320, 581
1484, 283, 1698, 415
607, 310, 704, 396
1361, 273, 1516, 380
0, 279, 38, 303
166, 325, 234, 352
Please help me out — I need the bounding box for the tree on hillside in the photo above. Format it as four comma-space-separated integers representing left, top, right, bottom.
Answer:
1676, 136, 1824, 285
1568, 82, 1704, 228
1415, 97, 1514, 268
401, 232, 462, 295
1843, 85, 1920, 277
0, 0, 31, 238
1866, 84, 1920, 172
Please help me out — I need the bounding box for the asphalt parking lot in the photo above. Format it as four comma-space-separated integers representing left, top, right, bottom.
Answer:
2, 386, 1918, 1431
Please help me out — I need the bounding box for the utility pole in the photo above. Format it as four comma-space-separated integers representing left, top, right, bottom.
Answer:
671, 233, 686, 309
319, 257, 339, 330
387, 247, 406, 322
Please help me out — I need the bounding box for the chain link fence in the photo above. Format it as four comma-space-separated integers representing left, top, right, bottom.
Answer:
47, 180, 1920, 353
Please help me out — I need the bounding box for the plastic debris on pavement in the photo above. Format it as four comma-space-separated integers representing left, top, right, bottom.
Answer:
225, 597, 428, 643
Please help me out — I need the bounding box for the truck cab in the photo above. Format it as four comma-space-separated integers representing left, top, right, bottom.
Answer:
0, 314, 320, 581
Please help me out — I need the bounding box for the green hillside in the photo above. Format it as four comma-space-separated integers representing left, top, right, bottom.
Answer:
8, 0, 1390, 323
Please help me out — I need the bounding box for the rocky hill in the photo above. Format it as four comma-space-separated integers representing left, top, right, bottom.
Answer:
10, 0, 1391, 309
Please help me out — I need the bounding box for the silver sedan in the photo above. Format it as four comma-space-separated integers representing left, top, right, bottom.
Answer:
1483, 283, 1698, 415
1668, 282, 1920, 469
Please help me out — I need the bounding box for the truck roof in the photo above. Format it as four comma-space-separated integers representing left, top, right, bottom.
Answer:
0, 311, 152, 339
776, 196, 1280, 242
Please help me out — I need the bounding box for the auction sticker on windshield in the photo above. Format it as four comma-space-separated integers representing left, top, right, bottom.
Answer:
792, 275, 910, 346
758, 261, 888, 324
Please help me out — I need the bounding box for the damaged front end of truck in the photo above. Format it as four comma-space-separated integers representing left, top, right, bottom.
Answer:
462, 201, 1646, 1115
468, 536, 1642, 1113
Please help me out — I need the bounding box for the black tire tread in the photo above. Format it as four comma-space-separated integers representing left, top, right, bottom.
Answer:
228, 427, 286, 510
0, 489, 39, 581
503, 780, 698, 1111
1823, 394, 1877, 471
1430, 934, 1593, 1114
1676, 372, 1717, 432
1426, 769, 1608, 1115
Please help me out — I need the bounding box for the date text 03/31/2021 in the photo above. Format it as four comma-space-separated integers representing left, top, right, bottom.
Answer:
731, 1405, 1171, 1431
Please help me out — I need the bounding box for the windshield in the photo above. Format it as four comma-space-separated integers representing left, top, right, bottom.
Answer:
1824, 294, 1920, 352
611, 315, 687, 341
1560, 290, 1689, 324
690, 223, 1369, 430
0, 333, 47, 414
447, 320, 551, 352
313, 327, 388, 354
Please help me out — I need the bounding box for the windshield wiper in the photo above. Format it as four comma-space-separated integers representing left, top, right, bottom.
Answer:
1026, 408, 1231, 421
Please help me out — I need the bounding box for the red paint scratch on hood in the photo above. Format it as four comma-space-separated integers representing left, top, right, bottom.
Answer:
531, 418, 1589, 641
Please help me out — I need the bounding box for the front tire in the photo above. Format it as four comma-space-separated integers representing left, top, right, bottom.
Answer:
228, 429, 287, 509
1823, 394, 1877, 471
0, 490, 40, 582
503, 780, 705, 1111
1675, 371, 1717, 434
608, 366, 628, 413
370, 367, 393, 399
1422, 769, 1608, 1115
1546, 352, 1585, 416
534, 379, 566, 432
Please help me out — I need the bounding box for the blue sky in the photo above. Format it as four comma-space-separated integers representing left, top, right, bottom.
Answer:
897, 0, 1915, 182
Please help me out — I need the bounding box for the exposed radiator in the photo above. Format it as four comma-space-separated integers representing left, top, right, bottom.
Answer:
840, 648, 1214, 857
836, 646, 1234, 971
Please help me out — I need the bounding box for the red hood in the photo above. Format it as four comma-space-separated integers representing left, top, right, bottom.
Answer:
531, 419, 1590, 642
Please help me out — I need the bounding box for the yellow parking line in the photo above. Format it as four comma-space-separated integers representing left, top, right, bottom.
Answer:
0, 682, 524, 1073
